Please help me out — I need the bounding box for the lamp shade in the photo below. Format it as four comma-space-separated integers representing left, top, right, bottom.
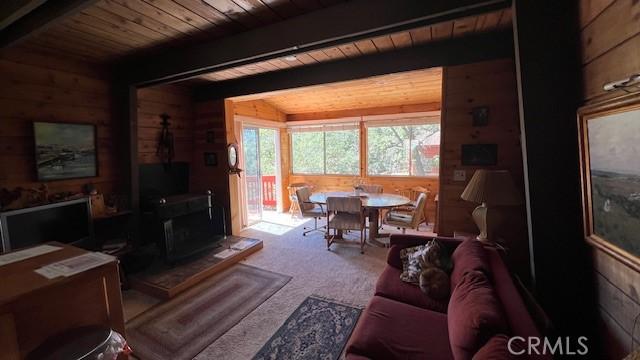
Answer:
460, 170, 522, 206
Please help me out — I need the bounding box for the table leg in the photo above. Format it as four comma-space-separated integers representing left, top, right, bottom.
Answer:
367, 209, 391, 247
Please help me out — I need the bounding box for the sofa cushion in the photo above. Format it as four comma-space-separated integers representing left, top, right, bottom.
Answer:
346, 296, 453, 360
472, 335, 514, 360
375, 265, 448, 313
451, 239, 491, 288
448, 271, 507, 360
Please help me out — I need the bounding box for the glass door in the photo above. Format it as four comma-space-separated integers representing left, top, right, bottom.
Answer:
242, 127, 262, 224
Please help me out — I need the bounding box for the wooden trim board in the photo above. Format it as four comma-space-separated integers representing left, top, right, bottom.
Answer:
130, 237, 263, 299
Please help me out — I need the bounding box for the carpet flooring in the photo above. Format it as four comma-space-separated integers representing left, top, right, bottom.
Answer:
123, 215, 434, 359
126, 264, 291, 360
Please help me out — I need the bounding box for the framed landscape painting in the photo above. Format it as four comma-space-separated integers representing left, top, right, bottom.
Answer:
578, 94, 640, 271
34, 122, 98, 181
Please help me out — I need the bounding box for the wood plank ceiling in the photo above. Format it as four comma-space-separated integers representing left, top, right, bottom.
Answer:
231, 67, 443, 114
19, 0, 348, 63
192, 8, 511, 84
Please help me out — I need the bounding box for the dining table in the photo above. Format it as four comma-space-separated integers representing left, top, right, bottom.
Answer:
308, 191, 411, 247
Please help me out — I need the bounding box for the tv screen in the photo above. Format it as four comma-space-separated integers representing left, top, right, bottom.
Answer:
0, 198, 94, 252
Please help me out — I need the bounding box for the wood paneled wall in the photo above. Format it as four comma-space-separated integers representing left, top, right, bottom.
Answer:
439, 59, 528, 275
137, 85, 194, 164
0, 46, 121, 197
191, 99, 232, 234
579, 1, 640, 357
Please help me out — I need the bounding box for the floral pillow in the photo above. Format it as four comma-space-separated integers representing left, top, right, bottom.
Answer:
399, 240, 442, 284
400, 240, 451, 300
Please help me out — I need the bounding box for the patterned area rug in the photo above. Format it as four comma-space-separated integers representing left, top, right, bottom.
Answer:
253, 296, 362, 360
126, 264, 291, 360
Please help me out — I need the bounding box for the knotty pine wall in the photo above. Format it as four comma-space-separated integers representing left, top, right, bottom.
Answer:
579, 1, 640, 357
439, 58, 529, 277
0, 46, 122, 197
137, 85, 195, 165
191, 99, 232, 234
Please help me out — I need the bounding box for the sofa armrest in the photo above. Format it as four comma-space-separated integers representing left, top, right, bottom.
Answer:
387, 235, 462, 269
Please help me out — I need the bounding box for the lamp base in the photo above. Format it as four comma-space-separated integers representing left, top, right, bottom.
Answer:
471, 203, 504, 245
471, 203, 489, 242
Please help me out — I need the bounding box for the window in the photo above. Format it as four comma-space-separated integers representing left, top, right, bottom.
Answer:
290, 124, 360, 175
367, 123, 440, 176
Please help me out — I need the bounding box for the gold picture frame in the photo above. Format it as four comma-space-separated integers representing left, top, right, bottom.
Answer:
578, 93, 640, 271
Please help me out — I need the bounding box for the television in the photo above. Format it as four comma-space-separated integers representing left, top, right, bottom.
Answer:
0, 198, 94, 253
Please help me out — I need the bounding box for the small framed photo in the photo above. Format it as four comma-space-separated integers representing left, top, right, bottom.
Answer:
204, 152, 218, 167
472, 106, 489, 127
578, 94, 640, 271
461, 144, 497, 166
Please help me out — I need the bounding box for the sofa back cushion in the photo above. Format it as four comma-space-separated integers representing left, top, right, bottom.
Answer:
451, 239, 490, 289
448, 270, 507, 360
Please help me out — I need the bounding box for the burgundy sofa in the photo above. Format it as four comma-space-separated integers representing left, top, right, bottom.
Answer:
345, 235, 549, 360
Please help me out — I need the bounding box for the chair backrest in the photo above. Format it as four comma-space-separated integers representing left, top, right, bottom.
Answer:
327, 197, 362, 214
289, 182, 313, 189
295, 187, 314, 211
410, 186, 429, 201
411, 192, 428, 227
355, 184, 383, 194
289, 182, 313, 198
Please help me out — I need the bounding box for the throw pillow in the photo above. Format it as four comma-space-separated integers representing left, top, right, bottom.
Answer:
399, 240, 441, 284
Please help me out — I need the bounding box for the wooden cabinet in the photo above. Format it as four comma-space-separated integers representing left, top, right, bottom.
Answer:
0, 244, 125, 360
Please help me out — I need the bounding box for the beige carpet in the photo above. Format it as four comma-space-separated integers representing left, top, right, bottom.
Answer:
123, 216, 434, 360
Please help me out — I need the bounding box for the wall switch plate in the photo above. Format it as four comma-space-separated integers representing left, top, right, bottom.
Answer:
454, 170, 466, 181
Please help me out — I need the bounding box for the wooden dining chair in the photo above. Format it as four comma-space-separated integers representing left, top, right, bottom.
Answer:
326, 196, 366, 254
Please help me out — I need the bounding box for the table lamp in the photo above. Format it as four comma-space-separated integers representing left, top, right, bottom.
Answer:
460, 170, 521, 244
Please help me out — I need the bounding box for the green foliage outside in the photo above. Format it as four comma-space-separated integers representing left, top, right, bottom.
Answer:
242, 128, 277, 176
368, 124, 440, 176
291, 125, 440, 176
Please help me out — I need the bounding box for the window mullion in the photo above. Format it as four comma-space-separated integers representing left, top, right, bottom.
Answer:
323, 131, 327, 175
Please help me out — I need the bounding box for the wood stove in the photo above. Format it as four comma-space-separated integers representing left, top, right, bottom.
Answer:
144, 191, 226, 263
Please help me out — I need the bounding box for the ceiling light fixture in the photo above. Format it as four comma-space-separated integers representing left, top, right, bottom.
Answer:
284, 55, 298, 62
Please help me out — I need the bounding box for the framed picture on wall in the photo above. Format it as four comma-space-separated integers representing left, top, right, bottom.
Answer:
578, 93, 640, 271
33, 122, 98, 181
461, 144, 498, 166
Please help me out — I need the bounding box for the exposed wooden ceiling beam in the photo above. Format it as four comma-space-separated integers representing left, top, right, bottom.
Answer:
121, 0, 511, 87
0, 0, 98, 48
194, 30, 514, 101
0, 0, 47, 31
